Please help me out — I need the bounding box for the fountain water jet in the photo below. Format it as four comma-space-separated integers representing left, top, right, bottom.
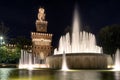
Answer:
19, 50, 48, 69
114, 49, 120, 70
61, 52, 69, 71
19, 50, 36, 69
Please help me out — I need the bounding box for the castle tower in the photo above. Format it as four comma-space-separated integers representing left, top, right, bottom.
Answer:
31, 8, 53, 63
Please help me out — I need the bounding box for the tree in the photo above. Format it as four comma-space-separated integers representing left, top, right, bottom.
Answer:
98, 24, 120, 55
0, 45, 20, 64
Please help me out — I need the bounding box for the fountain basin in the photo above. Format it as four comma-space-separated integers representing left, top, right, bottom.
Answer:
47, 53, 107, 69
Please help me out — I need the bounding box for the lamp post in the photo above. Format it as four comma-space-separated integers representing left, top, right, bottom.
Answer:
0, 36, 5, 45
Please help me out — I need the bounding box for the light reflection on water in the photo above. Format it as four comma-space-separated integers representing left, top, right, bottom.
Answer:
55, 71, 101, 80
114, 72, 120, 80
19, 70, 32, 80
0, 68, 120, 80
0, 68, 13, 80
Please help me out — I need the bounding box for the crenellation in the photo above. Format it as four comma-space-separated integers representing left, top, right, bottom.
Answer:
31, 32, 53, 38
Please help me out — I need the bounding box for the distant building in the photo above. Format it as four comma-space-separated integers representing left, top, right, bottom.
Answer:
31, 8, 53, 63
6, 44, 16, 52
6, 44, 32, 52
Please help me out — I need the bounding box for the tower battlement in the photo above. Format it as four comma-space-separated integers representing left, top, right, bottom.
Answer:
31, 32, 52, 36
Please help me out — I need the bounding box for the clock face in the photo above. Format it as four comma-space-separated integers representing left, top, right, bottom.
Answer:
38, 24, 46, 32
40, 26, 43, 29
36, 19, 48, 32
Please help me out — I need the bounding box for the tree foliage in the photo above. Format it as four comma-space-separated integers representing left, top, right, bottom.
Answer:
98, 24, 120, 55
0, 46, 20, 64
1, 36, 32, 64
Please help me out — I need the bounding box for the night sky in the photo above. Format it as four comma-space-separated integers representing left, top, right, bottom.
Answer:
0, 0, 120, 47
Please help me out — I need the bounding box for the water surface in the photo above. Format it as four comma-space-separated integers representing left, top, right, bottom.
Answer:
0, 68, 120, 80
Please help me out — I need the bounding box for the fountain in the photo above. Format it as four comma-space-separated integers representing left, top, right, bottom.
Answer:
114, 49, 120, 70
61, 52, 69, 71
54, 7, 102, 54
19, 50, 37, 69
19, 50, 48, 69
47, 6, 107, 69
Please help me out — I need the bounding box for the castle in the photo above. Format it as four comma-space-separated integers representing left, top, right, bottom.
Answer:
31, 8, 53, 63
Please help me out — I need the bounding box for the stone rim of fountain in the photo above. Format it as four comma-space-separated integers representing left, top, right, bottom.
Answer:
52, 53, 106, 56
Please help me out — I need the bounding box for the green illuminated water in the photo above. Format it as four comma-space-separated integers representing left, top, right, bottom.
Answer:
0, 68, 120, 80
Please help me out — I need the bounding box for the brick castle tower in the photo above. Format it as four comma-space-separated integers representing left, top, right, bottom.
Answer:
31, 8, 53, 63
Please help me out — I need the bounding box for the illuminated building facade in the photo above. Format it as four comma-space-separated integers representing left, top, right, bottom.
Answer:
31, 8, 53, 63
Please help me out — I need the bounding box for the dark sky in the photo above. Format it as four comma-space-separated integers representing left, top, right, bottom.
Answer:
0, 0, 120, 46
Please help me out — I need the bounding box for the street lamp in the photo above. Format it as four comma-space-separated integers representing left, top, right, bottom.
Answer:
0, 36, 3, 40
0, 36, 4, 45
